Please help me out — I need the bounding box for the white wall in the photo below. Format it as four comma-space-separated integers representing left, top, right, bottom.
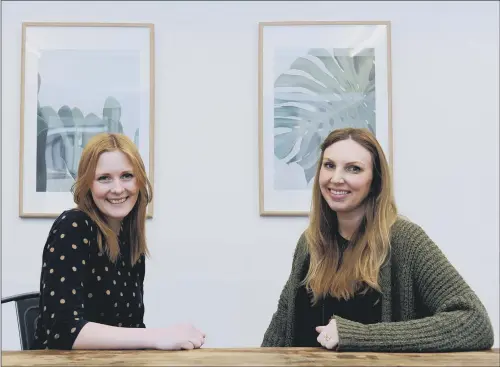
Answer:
2, 0, 499, 350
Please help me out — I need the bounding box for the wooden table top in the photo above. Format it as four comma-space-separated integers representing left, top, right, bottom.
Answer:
2, 348, 499, 366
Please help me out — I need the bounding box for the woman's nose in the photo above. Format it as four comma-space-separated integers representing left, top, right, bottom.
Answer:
330, 172, 345, 184
111, 180, 125, 194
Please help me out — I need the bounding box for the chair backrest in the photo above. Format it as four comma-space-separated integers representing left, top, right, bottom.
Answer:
2, 292, 41, 350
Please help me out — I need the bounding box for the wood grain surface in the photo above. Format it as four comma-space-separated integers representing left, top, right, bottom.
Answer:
2, 348, 499, 366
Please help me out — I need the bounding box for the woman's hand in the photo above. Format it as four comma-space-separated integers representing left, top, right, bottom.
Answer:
316, 318, 339, 350
149, 323, 206, 350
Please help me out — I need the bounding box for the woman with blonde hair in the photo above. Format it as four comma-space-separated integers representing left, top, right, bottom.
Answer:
34, 133, 205, 350
262, 127, 493, 352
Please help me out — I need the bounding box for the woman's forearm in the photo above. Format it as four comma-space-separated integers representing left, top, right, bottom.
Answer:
72, 322, 155, 350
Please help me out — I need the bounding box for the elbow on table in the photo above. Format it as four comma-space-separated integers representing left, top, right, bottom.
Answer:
462, 309, 495, 351
476, 320, 495, 350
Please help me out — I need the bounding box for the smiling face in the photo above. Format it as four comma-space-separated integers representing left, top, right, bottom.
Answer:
319, 138, 373, 217
91, 150, 138, 230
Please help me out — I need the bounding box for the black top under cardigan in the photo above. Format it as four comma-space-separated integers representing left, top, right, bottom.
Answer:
293, 235, 382, 347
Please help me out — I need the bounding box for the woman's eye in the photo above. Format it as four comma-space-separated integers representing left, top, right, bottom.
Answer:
97, 176, 110, 182
347, 166, 361, 173
323, 162, 334, 169
122, 173, 134, 180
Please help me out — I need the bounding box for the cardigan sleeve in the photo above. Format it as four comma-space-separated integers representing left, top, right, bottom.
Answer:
335, 221, 494, 352
261, 234, 306, 347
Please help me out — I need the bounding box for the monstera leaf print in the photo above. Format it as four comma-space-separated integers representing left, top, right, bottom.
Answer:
274, 48, 376, 184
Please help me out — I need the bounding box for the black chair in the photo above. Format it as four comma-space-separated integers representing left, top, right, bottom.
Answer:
1, 291, 41, 350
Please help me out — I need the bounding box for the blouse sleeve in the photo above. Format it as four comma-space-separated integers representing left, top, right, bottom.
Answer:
39, 209, 95, 349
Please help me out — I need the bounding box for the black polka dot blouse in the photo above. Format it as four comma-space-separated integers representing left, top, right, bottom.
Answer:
34, 209, 146, 350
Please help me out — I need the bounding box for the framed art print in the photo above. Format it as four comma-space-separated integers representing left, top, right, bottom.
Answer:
19, 22, 155, 217
258, 21, 393, 216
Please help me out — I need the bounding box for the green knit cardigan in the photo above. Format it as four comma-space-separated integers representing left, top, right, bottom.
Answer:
261, 218, 494, 352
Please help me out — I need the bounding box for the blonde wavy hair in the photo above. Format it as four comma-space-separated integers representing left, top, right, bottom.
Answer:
71, 133, 152, 265
304, 128, 397, 303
